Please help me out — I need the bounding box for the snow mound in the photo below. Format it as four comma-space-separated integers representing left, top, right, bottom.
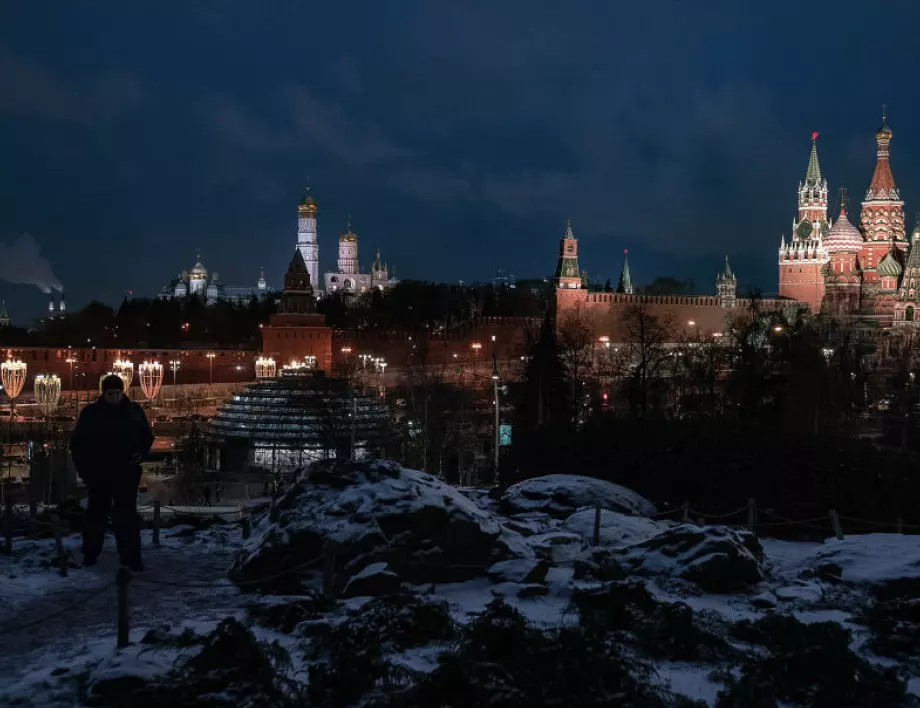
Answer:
616, 524, 764, 593
230, 460, 531, 592
500, 474, 656, 518
793, 534, 920, 587
563, 508, 664, 547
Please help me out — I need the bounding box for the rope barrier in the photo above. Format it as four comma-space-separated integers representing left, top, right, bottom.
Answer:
840, 515, 920, 530
0, 581, 116, 634
689, 505, 748, 520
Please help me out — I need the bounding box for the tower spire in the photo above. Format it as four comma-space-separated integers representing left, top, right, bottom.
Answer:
805, 131, 822, 185
616, 249, 634, 294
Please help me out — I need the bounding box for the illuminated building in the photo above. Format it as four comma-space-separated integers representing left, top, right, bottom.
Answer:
158, 253, 271, 305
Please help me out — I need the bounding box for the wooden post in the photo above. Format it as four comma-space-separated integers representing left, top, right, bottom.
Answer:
747, 498, 756, 531
29, 499, 38, 541
50, 512, 67, 577
829, 509, 844, 540
117, 566, 130, 649
897, 517, 904, 534
592, 502, 602, 546
152, 501, 161, 548
3, 484, 11, 555
681, 501, 690, 523
322, 541, 337, 600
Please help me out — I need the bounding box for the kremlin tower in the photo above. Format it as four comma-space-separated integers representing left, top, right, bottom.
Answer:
554, 220, 582, 289
778, 132, 828, 312
296, 188, 320, 291
616, 250, 634, 294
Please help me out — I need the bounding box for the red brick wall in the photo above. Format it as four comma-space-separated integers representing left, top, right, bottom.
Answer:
779, 262, 824, 314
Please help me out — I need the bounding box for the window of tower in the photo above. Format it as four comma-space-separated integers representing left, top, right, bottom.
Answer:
907, 306, 915, 322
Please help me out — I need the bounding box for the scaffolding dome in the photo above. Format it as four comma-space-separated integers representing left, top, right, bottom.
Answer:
207, 369, 389, 474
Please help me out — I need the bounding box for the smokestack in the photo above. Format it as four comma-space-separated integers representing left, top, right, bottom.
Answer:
48, 293, 55, 314
59, 289, 65, 313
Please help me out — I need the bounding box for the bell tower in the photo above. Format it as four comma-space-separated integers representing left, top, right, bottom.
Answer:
296, 187, 320, 293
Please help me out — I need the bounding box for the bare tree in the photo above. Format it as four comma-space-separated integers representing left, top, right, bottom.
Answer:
615, 304, 675, 418
557, 309, 595, 423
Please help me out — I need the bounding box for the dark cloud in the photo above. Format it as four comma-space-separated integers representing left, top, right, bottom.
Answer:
0, 44, 144, 126
1, 0, 920, 321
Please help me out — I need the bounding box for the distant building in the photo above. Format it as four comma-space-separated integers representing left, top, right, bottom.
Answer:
323, 218, 396, 294
159, 253, 270, 305
492, 270, 516, 289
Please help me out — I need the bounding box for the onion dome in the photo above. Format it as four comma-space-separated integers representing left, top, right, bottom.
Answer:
189, 256, 208, 280
340, 215, 357, 242
876, 105, 892, 140
298, 190, 318, 217
878, 251, 903, 278
825, 203, 864, 254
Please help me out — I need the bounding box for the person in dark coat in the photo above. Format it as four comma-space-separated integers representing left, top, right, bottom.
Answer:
70, 374, 154, 571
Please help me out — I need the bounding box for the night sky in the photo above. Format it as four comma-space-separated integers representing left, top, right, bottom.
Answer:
2, 1, 920, 323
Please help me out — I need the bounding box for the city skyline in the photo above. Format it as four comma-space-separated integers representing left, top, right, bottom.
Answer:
2, 1, 920, 321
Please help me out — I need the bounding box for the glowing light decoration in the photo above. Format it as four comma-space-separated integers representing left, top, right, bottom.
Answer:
34, 374, 62, 416
1, 360, 27, 401
112, 359, 134, 390
255, 357, 277, 378
304, 355, 317, 369
138, 361, 164, 402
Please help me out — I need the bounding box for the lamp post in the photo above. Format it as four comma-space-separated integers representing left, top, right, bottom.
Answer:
491, 335, 500, 487
34, 374, 62, 417
138, 361, 163, 403
169, 359, 181, 387
206, 353, 216, 387
65, 355, 76, 390
255, 357, 276, 379
112, 359, 134, 391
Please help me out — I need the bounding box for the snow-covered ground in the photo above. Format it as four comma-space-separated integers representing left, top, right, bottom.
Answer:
2, 468, 920, 707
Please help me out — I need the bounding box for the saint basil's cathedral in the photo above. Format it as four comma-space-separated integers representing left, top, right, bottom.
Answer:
779, 110, 920, 330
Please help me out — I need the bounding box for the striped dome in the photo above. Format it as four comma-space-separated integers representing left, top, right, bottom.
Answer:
825, 210, 864, 254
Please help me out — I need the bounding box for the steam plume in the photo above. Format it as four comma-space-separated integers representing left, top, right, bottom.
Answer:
0, 233, 63, 294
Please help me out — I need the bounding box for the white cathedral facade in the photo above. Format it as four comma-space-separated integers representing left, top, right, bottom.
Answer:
158, 254, 270, 305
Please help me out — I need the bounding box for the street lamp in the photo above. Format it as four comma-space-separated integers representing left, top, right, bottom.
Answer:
169, 359, 181, 386
65, 355, 76, 390
1, 360, 27, 421
139, 361, 163, 402
491, 335, 501, 486
112, 359, 134, 391
255, 357, 276, 379
206, 352, 216, 386
34, 374, 62, 417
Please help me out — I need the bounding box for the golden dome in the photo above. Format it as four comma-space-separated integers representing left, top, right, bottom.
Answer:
339, 215, 357, 242
298, 192, 317, 216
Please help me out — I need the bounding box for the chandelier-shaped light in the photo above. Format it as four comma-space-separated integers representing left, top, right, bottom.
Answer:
112, 359, 134, 389
1, 360, 27, 401
255, 356, 277, 378
34, 374, 62, 416
303, 355, 317, 369
138, 361, 164, 401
